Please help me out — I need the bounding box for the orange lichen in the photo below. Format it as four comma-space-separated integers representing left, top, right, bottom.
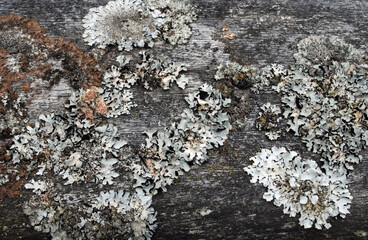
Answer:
222, 32, 236, 40
0, 14, 101, 94
95, 98, 108, 115
79, 86, 108, 119
144, 158, 156, 175
81, 107, 95, 120
222, 25, 229, 31
81, 86, 99, 104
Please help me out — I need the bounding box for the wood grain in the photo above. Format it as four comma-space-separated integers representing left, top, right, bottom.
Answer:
0, 0, 367, 239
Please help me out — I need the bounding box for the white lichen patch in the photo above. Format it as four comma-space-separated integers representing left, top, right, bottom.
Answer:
82, 0, 197, 50
136, 51, 189, 90
11, 113, 125, 185
293, 35, 363, 66
0, 173, 9, 186
23, 187, 157, 240
103, 51, 189, 92
82, 0, 159, 50
129, 84, 232, 195
244, 147, 352, 229
275, 35, 368, 168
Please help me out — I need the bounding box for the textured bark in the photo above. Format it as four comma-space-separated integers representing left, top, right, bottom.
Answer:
0, 0, 367, 239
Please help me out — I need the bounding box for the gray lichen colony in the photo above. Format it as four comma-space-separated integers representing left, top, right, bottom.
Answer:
0, 0, 367, 238
82, 0, 197, 50
276, 35, 368, 169
243, 35, 368, 229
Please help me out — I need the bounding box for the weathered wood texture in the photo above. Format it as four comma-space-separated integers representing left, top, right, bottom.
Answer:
1, 0, 368, 239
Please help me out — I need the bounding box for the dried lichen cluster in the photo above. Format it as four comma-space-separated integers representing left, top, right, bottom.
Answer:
214, 61, 286, 128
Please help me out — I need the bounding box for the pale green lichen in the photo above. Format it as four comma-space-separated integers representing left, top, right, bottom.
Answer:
246, 35, 367, 230
275, 35, 368, 168
82, 0, 197, 50
23, 187, 157, 240
129, 84, 232, 195
245, 147, 352, 229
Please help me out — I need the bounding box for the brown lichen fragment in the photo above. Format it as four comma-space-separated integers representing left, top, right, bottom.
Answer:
0, 160, 29, 201
215, 82, 252, 128
95, 98, 108, 115
0, 14, 102, 92
222, 32, 236, 40
0, 14, 103, 123
79, 86, 108, 119
144, 158, 156, 176
19, 81, 32, 93
81, 107, 95, 120
81, 86, 99, 104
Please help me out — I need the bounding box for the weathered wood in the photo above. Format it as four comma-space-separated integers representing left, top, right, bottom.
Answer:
1, 0, 368, 239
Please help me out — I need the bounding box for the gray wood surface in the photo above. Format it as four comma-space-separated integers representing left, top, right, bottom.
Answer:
1, 0, 368, 239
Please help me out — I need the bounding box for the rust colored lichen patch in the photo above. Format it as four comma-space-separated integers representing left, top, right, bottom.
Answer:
19, 81, 32, 93
0, 14, 101, 90
79, 86, 108, 119
222, 32, 236, 40
0, 14, 104, 120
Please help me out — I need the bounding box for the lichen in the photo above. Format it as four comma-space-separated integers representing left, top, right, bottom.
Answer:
214, 61, 285, 128
215, 62, 285, 93
244, 147, 352, 229
11, 113, 126, 185
82, 0, 197, 50
246, 35, 367, 230
23, 186, 157, 240
146, 0, 197, 45
129, 84, 232, 195
256, 103, 282, 140
0, 14, 102, 200
274, 35, 368, 168
103, 51, 189, 91
0, 7, 223, 238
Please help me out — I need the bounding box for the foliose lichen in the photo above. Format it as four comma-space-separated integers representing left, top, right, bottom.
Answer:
256, 103, 282, 140
246, 35, 367, 230
129, 83, 232, 195
0, 14, 102, 200
82, 0, 197, 50
0, 3, 229, 238
214, 61, 286, 128
274, 35, 368, 168
11, 113, 126, 185
244, 147, 352, 229
215, 61, 286, 93
23, 185, 157, 240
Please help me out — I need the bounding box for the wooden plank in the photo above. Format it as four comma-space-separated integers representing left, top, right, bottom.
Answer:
0, 0, 367, 239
